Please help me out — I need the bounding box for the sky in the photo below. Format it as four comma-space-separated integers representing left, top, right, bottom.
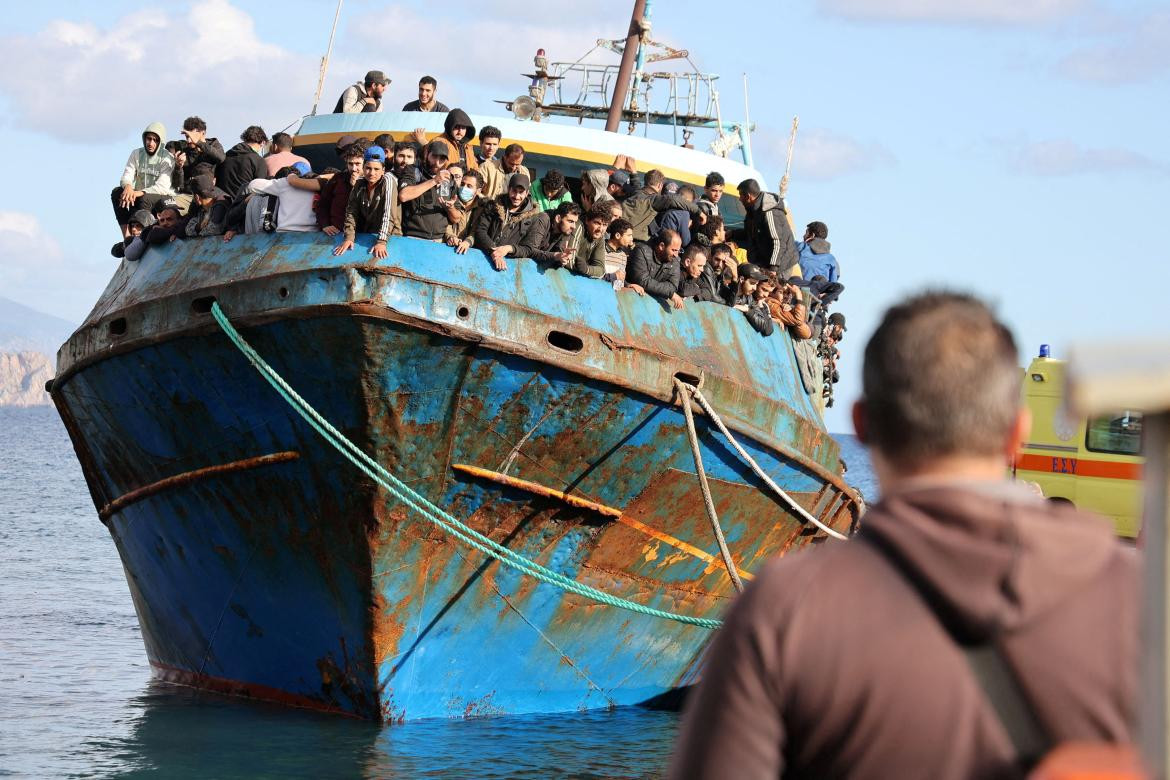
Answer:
0, 0, 1166, 432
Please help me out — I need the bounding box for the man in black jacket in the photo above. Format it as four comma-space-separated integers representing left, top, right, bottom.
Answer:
474, 173, 548, 271
626, 229, 684, 308
730, 264, 775, 336
183, 175, 230, 237
123, 199, 186, 261
677, 245, 729, 304
398, 140, 455, 241
730, 178, 799, 275
217, 125, 269, 200
530, 202, 581, 270
179, 117, 225, 191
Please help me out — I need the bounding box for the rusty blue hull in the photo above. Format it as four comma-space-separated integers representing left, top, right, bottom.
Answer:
51, 231, 859, 720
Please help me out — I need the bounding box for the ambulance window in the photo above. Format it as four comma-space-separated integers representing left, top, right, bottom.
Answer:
1085, 412, 1143, 456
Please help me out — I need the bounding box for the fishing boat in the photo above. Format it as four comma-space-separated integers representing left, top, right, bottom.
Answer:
50, 6, 862, 720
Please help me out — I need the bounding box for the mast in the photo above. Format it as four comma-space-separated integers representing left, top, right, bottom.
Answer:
310, 0, 344, 116
605, 0, 647, 133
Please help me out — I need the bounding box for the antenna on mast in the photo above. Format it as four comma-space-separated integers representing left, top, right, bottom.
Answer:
781, 116, 799, 198
742, 73, 754, 168
310, 0, 345, 116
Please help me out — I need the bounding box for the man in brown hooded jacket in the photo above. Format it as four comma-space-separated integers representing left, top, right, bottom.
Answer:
669, 291, 1138, 780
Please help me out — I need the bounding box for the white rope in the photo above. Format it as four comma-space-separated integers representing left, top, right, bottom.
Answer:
676, 381, 744, 592
683, 382, 851, 541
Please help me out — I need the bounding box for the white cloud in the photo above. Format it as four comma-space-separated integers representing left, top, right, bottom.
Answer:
0, 212, 39, 240
0, 0, 317, 144
820, 0, 1086, 25
344, 4, 620, 108
0, 211, 109, 322
1005, 139, 1169, 176
778, 128, 896, 182
1058, 10, 1170, 84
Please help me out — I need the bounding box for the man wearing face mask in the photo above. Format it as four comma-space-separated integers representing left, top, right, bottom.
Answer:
444, 169, 489, 254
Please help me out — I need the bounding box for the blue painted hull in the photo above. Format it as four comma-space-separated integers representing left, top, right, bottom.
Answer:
52, 232, 858, 720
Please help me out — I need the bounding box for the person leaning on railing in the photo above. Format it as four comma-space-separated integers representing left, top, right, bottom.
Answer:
442, 169, 490, 255
334, 70, 389, 113
625, 229, 683, 308
334, 146, 398, 260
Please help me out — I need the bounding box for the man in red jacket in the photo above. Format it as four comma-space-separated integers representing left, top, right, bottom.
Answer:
316, 143, 365, 235
670, 291, 1137, 780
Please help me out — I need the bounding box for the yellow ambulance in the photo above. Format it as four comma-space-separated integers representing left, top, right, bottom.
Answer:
1016, 346, 1144, 538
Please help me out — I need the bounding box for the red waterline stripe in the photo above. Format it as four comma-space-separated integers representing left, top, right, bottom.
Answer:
150, 661, 364, 719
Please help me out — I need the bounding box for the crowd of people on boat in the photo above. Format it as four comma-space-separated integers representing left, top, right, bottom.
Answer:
110, 71, 846, 404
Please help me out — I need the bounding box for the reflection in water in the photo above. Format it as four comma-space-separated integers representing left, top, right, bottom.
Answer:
109, 682, 677, 779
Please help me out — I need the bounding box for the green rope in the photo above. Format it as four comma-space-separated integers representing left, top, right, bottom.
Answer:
210, 302, 721, 629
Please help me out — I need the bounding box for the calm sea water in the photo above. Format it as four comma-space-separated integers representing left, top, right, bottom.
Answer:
0, 406, 875, 779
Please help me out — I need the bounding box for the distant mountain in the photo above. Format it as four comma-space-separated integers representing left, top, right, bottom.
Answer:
0, 297, 76, 356
0, 351, 54, 406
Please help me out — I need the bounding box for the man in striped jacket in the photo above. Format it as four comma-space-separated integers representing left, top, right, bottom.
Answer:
335, 146, 399, 260
730, 179, 800, 276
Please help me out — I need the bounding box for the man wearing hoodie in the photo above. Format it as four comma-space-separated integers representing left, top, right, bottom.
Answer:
670, 291, 1137, 779
111, 122, 174, 238
412, 109, 479, 174
730, 178, 800, 276
217, 125, 269, 200
795, 220, 840, 283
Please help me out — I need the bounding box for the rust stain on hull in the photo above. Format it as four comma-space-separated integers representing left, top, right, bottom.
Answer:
452, 462, 756, 582
98, 451, 301, 521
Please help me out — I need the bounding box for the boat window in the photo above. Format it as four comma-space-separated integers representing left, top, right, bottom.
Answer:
1085, 412, 1143, 456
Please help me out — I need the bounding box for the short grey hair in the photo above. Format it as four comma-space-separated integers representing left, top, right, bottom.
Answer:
862, 291, 1020, 466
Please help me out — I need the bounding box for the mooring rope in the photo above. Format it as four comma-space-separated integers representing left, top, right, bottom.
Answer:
682, 381, 851, 542
210, 302, 721, 629
674, 379, 745, 593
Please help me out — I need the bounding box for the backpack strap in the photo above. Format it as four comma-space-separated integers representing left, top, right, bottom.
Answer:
963, 644, 1050, 762
864, 536, 1052, 765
